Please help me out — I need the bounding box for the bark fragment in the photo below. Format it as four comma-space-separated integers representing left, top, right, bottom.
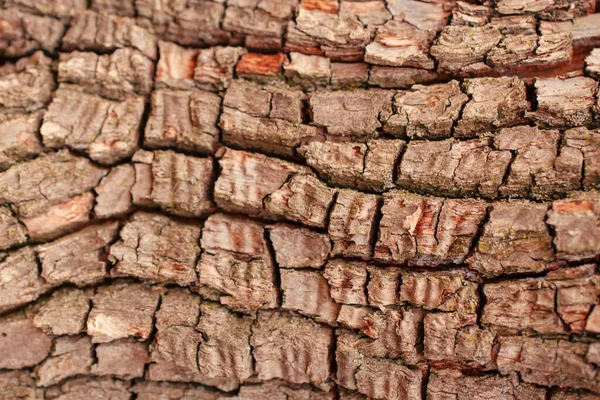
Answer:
0, 110, 44, 172
0, 150, 106, 218
87, 282, 161, 343
0, 206, 27, 251
198, 213, 278, 314
194, 46, 247, 91
148, 288, 202, 383
454, 76, 528, 137
424, 312, 495, 368
324, 259, 368, 305
299, 139, 405, 192
267, 223, 331, 269
92, 339, 150, 379
58, 49, 155, 101
37, 222, 119, 286
94, 164, 135, 219
337, 305, 424, 363
35, 335, 94, 387
0, 247, 52, 314
135, 0, 231, 47
0, 311, 52, 369
144, 89, 220, 154
309, 89, 393, 138
62, 10, 157, 60
427, 369, 547, 399
328, 189, 379, 259
41, 88, 144, 165
214, 148, 310, 217
400, 269, 480, 315
251, 310, 333, 389
195, 302, 254, 391
374, 191, 487, 266
31, 287, 92, 336
385, 81, 469, 139
0, 51, 55, 112
0, 9, 64, 58
470, 201, 555, 277
497, 336, 600, 392
396, 138, 511, 198
527, 76, 598, 128
547, 191, 600, 261
483, 265, 600, 334
110, 212, 201, 285
281, 269, 340, 324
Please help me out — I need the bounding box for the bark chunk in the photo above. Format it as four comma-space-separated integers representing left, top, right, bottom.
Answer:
547, 191, 600, 261
470, 201, 554, 277
0, 9, 64, 58
214, 148, 310, 217
484, 266, 600, 334
396, 138, 511, 198
148, 289, 202, 383
94, 164, 135, 219
497, 337, 600, 393
586, 48, 600, 79
0, 150, 106, 218
265, 173, 337, 228
35, 335, 94, 387
427, 369, 547, 400
41, 88, 143, 165
87, 282, 161, 343
93, 339, 150, 379
424, 313, 495, 367
0, 371, 44, 400
45, 377, 131, 400
0, 206, 27, 251
496, 125, 581, 199
365, 21, 435, 69
400, 270, 480, 315
0, 247, 52, 314
0, 312, 52, 369
281, 269, 340, 325
195, 302, 254, 391
194, 46, 247, 91
324, 259, 368, 305
110, 212, 201, 285
251, 311, 333, 389
267, 224, 331, 269
135, 0, 230, 47
355, 356, 425, 400
528, 76, 598, 128
20, 192, 96, 242
562, 127, 600, 190
455, 76, 528, 137
375, 191, 487, 266
385, 81, 469, 139
58, 49, 154, 101
284, 52, 331, 90
337, 305, 424, 363
62, 10, 157, 60
309, 89, 393, 138
31, 287, 91, 336
37, 222, 119, 286
144, 89, 220, 154
198, 213, 278, 314
328, 190, 379, 259
299, 139, 405, 192
0, 51, 54, 112
0, 110, 44, 172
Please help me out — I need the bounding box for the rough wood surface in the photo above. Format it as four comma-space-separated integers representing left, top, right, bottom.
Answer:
3, 2, 600, 399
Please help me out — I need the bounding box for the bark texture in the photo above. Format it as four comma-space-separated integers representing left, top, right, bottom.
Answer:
3, 2, 600, 400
